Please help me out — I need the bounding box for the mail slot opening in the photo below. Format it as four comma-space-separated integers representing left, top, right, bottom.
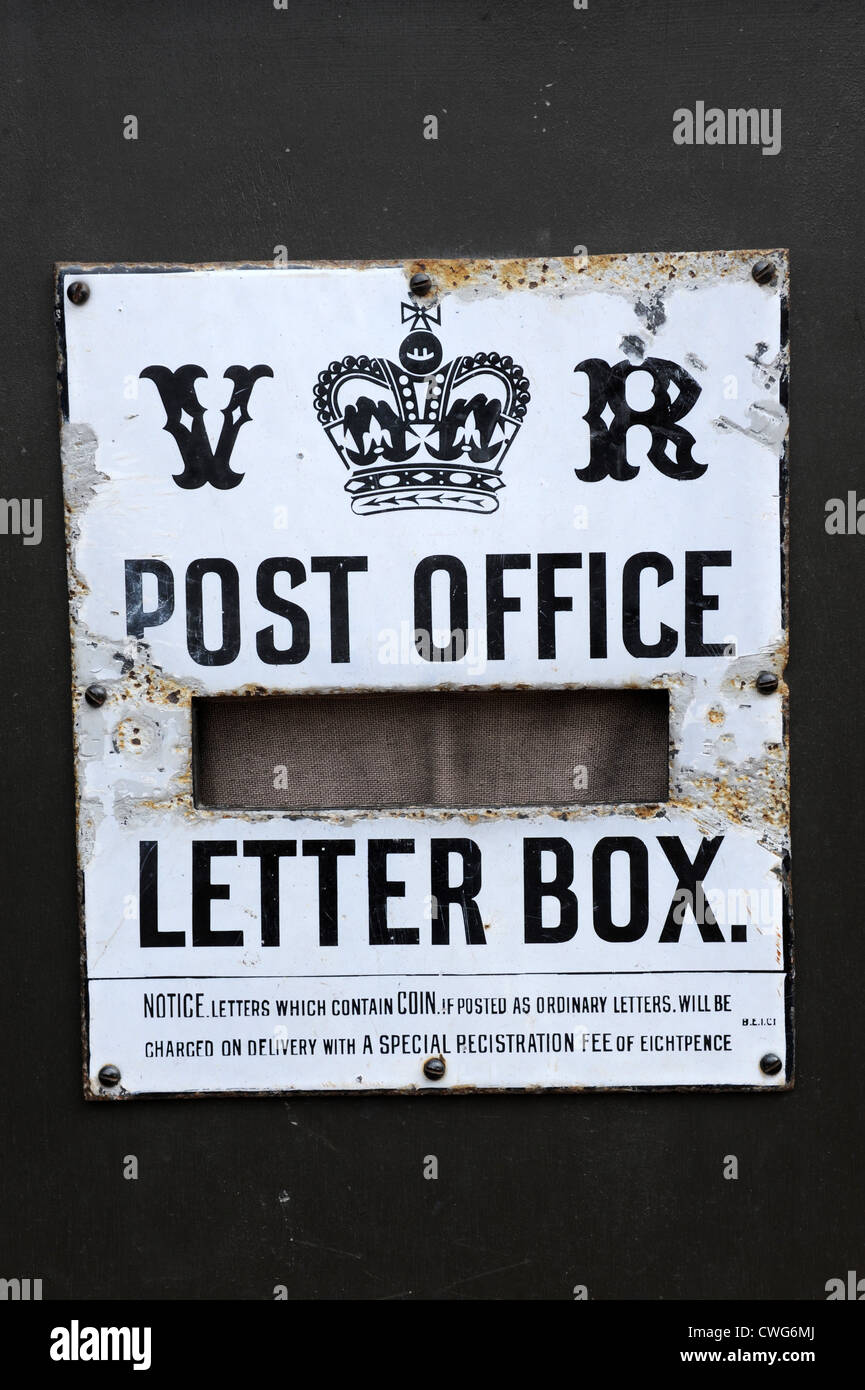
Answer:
192, 689, 669, 811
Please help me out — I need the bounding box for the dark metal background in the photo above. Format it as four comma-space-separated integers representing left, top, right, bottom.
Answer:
0, 0, 861, 1300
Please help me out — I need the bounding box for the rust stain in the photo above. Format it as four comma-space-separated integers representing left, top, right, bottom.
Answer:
57, 251, 790, 312
671, 758, 789, 831
406, 249, 788, 300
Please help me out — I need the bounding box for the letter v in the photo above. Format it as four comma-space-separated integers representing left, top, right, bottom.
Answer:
140, 363, 273, 489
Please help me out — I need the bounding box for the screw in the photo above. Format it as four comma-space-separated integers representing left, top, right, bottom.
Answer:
755, 671, 779, 694
84, 684, 108, 707
409, 271, 432, 296
759, 1053, 782, 1077
751, 258, 776, 286
67, 280, 90, 305
98, 1063, 121, 1087
423, 1055, 446, 1081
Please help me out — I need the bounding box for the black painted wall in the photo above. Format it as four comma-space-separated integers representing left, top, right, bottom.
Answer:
1, 0, 862, 1300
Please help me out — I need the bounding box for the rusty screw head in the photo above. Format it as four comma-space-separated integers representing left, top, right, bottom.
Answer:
423, 1055, 446, 1081
759, 1053, 783, 1076
751, 258, 776, 287
755, 671, 779, 694
98, 1063, 121, 1087
84, 683, 108, 707
409, 271, 432, 297
67, 280, 90, 305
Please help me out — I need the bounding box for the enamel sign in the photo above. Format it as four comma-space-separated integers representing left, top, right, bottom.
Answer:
57, 252, 790, 1096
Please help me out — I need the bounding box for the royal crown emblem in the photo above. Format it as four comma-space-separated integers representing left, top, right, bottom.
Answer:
313, 301, 530, 514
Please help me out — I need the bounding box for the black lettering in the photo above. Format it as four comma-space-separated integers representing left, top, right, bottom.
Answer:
622, 552, 677, 658
303, 841, 356, 947
592, 836, 649, 942
139, 840, 184, 946
430, 839, 485, 944
658, 835, 725, 942
574, 357, 705, 482
186, 559, 241, 666
685, 551, 732, 657
524, 838, 578, 943
139, 363, 273, 490
538, 553, 581, 659
192, 841, 243, 946
310, 556, 367, 663
256, 558, 310, 664
486, 554, 530, 660
588, 552, 607, 659
413, 555, 469, 662
368, 840, 418, 945
242, 841, 296, 947
125, 559, 174, 640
